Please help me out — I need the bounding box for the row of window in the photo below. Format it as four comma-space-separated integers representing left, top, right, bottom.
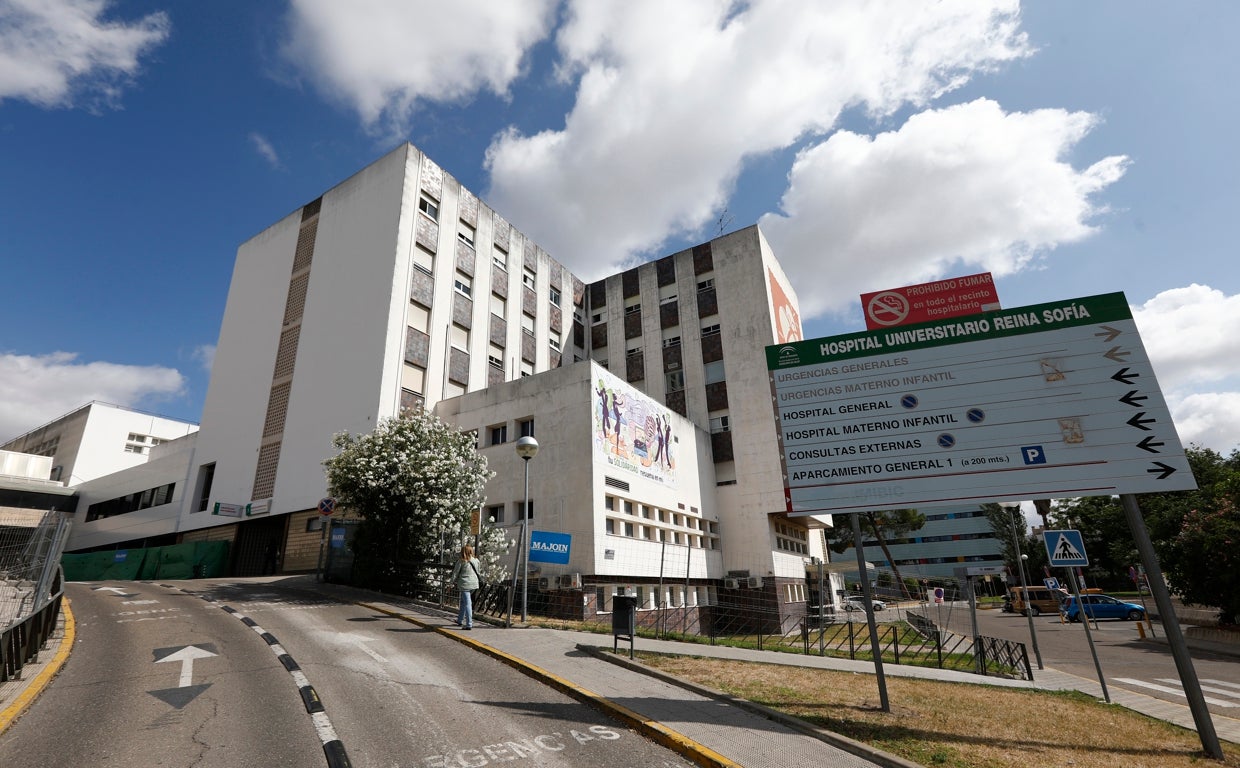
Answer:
486, 418, 535, 447
598, 277, 715, 325
604, 495, 716, 533
86, 482, 176, 522
603, 517, 718, 549
595, 584, 717, 612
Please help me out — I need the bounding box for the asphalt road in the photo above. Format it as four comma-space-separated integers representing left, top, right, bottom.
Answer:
928, 600, 1240, 718
0, 580, 694, 768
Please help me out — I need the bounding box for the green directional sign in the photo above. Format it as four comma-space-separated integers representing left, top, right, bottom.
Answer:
767, 292, 1196, 515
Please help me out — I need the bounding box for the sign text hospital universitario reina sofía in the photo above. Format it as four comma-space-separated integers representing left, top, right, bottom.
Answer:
766, 292, 1196, 517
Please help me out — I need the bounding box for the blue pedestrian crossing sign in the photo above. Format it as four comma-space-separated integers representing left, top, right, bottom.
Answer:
1044, 529, 1089, 567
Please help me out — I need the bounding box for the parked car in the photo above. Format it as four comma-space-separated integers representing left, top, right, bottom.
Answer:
1061, 594, 1146, 622
841, 594, 886, 612
1007, 586, 1068, 617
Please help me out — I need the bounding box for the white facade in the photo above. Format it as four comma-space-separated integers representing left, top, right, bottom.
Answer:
833, 504, 1004, 581
0, 402, 198, 486
55, 143, 834, 613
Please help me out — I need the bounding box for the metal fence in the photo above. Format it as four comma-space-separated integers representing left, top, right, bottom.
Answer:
1, 510, 71, 684
344, 556, 1031, 680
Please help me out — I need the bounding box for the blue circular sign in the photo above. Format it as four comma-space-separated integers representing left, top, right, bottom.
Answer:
900, 394, 919, 409
966, 408, 985, 423
937, 433, 956, 449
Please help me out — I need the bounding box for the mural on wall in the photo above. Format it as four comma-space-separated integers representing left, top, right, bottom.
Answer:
593, 364, 676, 484
768, 268, 802, 344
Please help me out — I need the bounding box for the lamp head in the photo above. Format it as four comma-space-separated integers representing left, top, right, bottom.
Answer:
515, 435, 539, 461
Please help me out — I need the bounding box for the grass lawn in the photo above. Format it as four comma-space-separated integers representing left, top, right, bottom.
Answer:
636, 653, 1240, 768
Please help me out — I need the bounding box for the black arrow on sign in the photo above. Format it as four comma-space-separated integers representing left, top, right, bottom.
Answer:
1112, 368, 1139, 385
1137, 436, 1165, 453
1147, 462, 1176, 480
1127, 412, 1156, 431
1104, 346, 1131, 362
1119, 390, 1148, 407
1094, 325, 1122, 342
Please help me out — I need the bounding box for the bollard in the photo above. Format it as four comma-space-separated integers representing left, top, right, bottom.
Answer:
1137, 622, 1146, 640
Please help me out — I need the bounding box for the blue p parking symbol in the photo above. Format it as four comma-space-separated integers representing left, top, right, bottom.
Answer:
1022, 446, 1046, 465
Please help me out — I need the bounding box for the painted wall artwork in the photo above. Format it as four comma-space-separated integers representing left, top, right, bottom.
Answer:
592, 365, 676, 484
768, 268, 802, 344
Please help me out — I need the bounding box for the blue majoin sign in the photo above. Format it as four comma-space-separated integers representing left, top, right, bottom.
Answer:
528, 530, 571, 564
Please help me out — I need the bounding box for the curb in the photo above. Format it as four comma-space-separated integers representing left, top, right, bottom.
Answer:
355, 602, 741, 768
0, 598, 76, 735
581, 644, 923, 768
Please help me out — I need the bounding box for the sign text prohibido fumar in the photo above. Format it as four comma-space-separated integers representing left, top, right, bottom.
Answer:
766, 292, 1196, 516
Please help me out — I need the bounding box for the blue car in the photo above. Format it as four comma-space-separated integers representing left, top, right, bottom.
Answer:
1061, 594, 1146, 622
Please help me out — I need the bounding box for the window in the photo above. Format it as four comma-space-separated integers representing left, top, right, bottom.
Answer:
666, 370, 685, 392
493, 250, 507, 270
624, 522, 635, 537
520, 361, 533, 377
523, 267, 536, 289
195, 463, 215, 512
624, 302, 641, 315
709, 414, 730, 433
549, 330, 561, 351
454, 273, 472, 298
409, 301, 430, 332
402, 362, 426, 394
701, 323, 720, 337
549, 287, 561, 306
419, 196, 439, 221
704, 359, 725, 384
662, 335, 681, 348
457, 222, 475, 248
624, 500, 635, 515
591, 311, 605, 325
485, 504, 505, 524
660, 293, 678, 305
521, 313, 535, 336
626, 345, 642, 358
605, 495, 615, 511
519, 418, 535, 437
697, 278, 714, 292
450, 324, 469, 351
488, 354, 504, 369
490, 293, 506, 318
606, 519, 616, 534
489, 424, 507, 445
412, 245, 434, 275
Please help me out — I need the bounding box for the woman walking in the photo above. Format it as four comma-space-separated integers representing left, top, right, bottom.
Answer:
450, 544, 482, 629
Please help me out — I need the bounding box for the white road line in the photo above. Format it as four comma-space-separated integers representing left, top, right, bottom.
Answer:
311, 711, 340, 744
1200, 679, 1240, 691
1115, 678, 1240, 707
1156, 679, 1240, 699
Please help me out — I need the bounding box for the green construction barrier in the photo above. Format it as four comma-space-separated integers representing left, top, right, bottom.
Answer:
62, 541, 230, 581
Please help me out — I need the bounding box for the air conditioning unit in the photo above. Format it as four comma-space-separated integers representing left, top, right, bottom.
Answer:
557, 573, 582, 589
747, 576, 764, 589
667, 360, 681, 370
536, 577, 551, 592
724, 578, 740, 589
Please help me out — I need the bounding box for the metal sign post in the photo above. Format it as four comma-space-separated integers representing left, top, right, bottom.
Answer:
851, 513, 890, 712
1121, 493, 1222, 760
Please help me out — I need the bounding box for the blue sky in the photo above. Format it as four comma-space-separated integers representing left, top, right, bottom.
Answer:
2, 1, 1237, 457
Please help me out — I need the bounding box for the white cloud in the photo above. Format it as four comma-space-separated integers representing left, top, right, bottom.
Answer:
191, 344, 216, 372
1131, 285, 1240, 454
0, 352, 185, 442
249, 132, 281, 168
0, 0, 169, 108
486, 0, 1030, 280
760, 98, 1128, 317
280, 0, 557, 136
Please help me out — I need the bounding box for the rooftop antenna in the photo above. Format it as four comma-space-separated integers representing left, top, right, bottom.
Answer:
716, 208, 733, 236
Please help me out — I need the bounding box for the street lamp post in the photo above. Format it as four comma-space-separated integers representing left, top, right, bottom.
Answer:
1003, 502, 1044, 670
514, 435, 539, 622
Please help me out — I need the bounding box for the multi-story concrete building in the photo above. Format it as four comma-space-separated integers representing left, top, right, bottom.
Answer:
50, 143, 839, 622
831, 503, 1005, 583
1, 402, 198, 486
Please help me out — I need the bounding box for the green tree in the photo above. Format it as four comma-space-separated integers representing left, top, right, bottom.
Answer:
1055, 446, 1240, 624
982, 503, 1048, 586
827, 509, 925, 599
323, 409, 502, 588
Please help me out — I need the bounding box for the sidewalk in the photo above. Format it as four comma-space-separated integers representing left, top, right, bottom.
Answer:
7, 582, 1238, 766
326, 582, 1240, 766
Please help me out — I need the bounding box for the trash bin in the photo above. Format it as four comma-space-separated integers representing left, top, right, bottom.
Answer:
612, 594, 638, 637
612, 594, 638, 658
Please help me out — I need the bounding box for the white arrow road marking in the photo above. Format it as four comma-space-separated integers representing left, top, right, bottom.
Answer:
94, 587, 128, 594
157, 645, 219, 688
1115, 678, 1240, 707
340, 633, 388, 663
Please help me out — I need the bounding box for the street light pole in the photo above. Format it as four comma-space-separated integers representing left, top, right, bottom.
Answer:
514, 435, 539, 623
1004, 502, 1044, 670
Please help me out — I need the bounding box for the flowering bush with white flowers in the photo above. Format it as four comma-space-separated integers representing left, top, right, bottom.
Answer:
324, 409, 507, 585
